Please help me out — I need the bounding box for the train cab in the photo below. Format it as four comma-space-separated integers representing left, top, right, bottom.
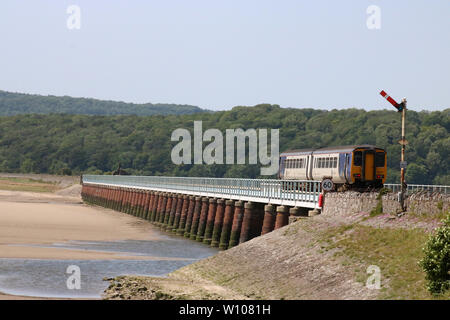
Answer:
350, 146, 387, 187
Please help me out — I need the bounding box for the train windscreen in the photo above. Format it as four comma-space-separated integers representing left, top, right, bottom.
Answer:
375, 152, 385, 167
353, 151, 362, 166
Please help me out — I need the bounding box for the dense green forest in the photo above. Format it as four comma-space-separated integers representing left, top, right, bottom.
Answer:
0, 104, 448, 185
0, 90, 205, 116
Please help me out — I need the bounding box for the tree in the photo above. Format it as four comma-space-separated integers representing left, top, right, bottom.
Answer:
406, 163, 429, 184
420, 214, 450, 295
20, 159, 35, 173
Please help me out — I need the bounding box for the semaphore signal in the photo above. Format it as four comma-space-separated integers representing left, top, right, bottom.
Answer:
380, 90, 405, 112
379, 90, 408, 211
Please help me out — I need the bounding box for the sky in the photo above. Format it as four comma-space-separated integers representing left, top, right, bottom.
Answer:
0, 0, 449, 111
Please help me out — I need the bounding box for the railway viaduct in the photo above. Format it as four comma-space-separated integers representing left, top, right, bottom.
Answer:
80, 175, 449, 250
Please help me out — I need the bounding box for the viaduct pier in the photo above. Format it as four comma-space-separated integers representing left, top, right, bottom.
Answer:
81, 175, 322, 249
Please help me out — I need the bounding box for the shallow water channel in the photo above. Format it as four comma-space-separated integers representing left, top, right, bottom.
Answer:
0, 232, 218, 298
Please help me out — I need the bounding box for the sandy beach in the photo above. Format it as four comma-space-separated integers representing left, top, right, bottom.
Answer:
0, 190, 164, 259
0, 180, 165, 299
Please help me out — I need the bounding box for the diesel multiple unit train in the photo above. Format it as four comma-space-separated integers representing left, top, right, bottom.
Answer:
278, 145, 387, 189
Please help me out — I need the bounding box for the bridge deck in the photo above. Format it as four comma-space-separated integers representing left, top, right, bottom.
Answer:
82, 175, 323, 208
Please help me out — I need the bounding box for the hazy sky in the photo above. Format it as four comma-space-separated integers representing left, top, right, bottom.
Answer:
0, 0, 448, 111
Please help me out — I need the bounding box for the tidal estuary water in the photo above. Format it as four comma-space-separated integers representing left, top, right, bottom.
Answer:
0, 233, 218, 298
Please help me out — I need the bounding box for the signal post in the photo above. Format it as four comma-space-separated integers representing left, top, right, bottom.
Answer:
380, 90, 407, 211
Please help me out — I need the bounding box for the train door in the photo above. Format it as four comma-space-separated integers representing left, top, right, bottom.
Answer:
279, 156, 286, 179
308, 154, 314, 180
339, 153, 346, 181
364, 152, 375, 181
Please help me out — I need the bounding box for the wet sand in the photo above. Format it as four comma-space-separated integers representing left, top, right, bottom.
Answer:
0, 200, 163, 259
0, 190, 163, 259
0, 188, 163, 299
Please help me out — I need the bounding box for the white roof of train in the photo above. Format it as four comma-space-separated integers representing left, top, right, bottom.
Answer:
280, 145, 384, 156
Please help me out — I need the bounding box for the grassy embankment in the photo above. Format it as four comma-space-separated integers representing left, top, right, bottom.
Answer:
320, 223, 450, 300
0, 177, 60, 193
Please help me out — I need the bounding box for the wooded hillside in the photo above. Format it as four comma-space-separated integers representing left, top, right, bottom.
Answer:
0, 104, 448, 184
0, 90, 205, 116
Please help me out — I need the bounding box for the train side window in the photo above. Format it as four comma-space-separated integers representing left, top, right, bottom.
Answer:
375, 152, 385, 167
354, 151, 362, 166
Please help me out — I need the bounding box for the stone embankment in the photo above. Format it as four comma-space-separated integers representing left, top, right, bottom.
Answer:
323, 190, 448, 217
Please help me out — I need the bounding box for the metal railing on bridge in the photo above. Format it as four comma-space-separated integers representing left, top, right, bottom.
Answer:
81, 175, 449, 207
82, 175, 323, 208
384, 184, 449, 195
